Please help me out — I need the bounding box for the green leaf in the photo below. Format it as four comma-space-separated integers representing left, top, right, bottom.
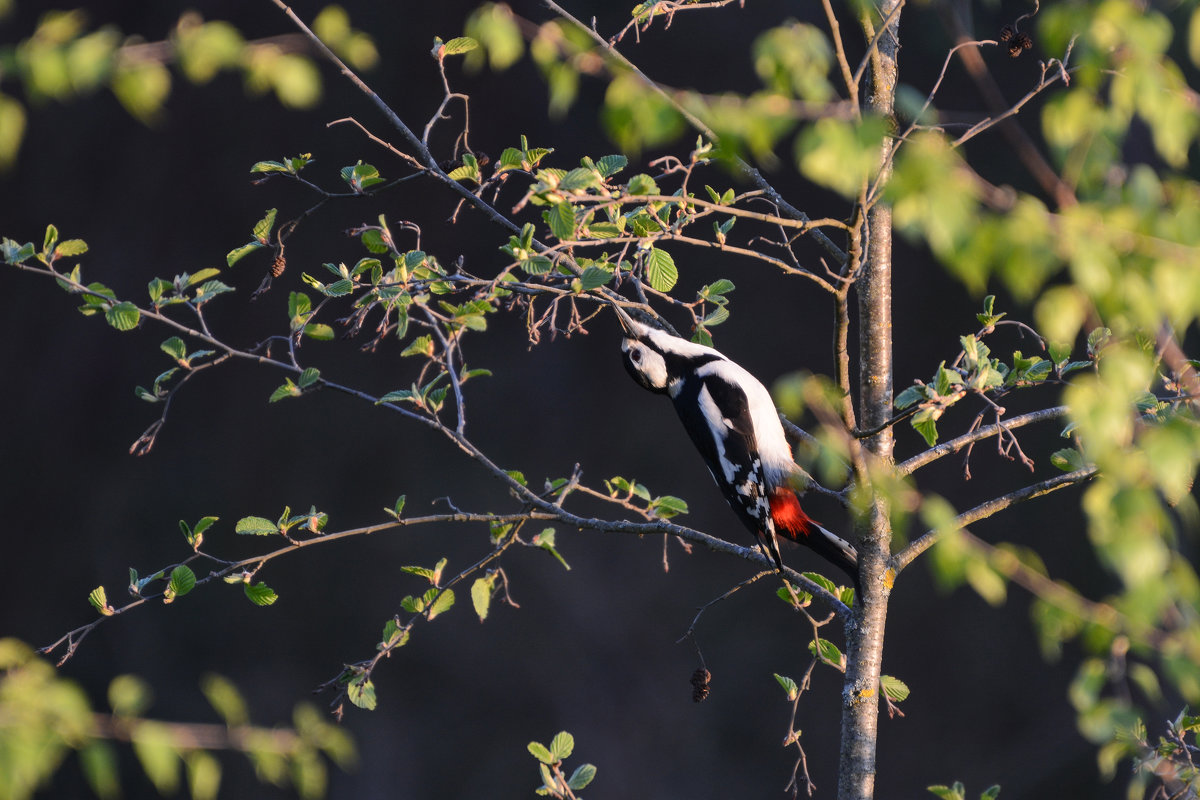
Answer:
243, 581, 278, 606
441, 36, 478, 55
533, 528, 571, 570
347, 675, 377, 710
595, 154, 627, 177
976, 294, 1006, 327
386, 495, 406, 519
400, 563, 442, 584
297, 367, 321, 389
1050, 448, 1086, 472
427, 588, 455, 620
547, 201, 575, 241
576, 265, 613, 291
303, 323, 335, 341
894, 384, 926, 410
911, 407, 940, 447
471, 575, 495, 622
340, 161, 384, 192
161, 336, 187, 361
105, 301, 140, 331
88, 586, 113, 616
808, 637, 844, 667
54, 239, 88, 258
165, 565, 196, 602
649, 494, 689, 519
644, 247, 678, 291
627, 173, 660, 195
928, 784, 966, 800
253, 208, 277, 243
527, 741, 554, 765
200, 674, 248, 727
567, 763, 597, 791
549, 731, 574, 761
980, 786, 1001, 800
226, 242, 262, 266
269, 379, 301, 403
235, 516, 278, 536
774, 673, 800, 701
880, 674, 910, 702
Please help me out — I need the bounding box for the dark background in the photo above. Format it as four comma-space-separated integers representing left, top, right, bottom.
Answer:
0, 1, 1139, 797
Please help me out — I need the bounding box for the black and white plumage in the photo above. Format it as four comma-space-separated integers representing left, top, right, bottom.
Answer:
616, 307, 858, 586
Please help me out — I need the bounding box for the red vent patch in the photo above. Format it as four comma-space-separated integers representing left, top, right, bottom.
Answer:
769, 488, 814, 540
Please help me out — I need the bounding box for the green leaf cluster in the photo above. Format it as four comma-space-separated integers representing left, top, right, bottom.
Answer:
528, 731, 596, 797
0, 640, 354, 800
603, 476, 689, 520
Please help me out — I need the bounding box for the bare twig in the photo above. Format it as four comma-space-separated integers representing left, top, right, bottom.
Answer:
897, 406, 1067, 475
892, 466, 1097, 572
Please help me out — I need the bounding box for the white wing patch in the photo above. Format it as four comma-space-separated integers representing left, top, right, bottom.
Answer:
698, 385, 738, 484
695, 359, 795, 486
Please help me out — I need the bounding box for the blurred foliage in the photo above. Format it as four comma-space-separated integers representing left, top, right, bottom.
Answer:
0, 638, 355, 800
0, 4, 376, 168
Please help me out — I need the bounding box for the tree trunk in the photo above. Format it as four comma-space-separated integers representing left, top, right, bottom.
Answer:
837, 3, 900, 798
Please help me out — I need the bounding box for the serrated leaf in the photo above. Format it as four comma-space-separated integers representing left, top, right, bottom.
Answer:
471, 575, 495, 622
235, 516, 278, 536
297, 367, 321, 388
303, 323, 335, 341
54, 239, 89, 258
880, 674, 910, 702
527, 741, 554, 764
595, 154, 627, 177
400, 564, 440, 583
549, 731, 574, 761
808, 637, 844, 667
894, 384, 926, 410
521, 255, 553, 276
911, 408, 939, 446
161, 336, 187, 361
105, 302, 140, 331
347, 675, 376, 710
167, 565, 196, 598
1050, 448, 1086, 472
441, 36, 478, 55
586, 222, 624, 239
574, 266, 612, 291
774, 673, 799, 701
644, 247, 677, 291
252, 208, 277, 243
226, 242, 263, 266
269, 379, 300, 402
244, 581, 278, 606
568, 763, 597, 790
427, 588, 455, 620
250, 160, 289, 173
547, 201, 575, 241
627, 173, 659, 195
88, 586, 113, 616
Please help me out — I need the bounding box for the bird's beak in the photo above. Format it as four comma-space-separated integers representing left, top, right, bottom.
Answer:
613, 304, 638, 336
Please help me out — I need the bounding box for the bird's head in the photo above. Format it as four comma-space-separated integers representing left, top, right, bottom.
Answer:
615, 305, 671, 393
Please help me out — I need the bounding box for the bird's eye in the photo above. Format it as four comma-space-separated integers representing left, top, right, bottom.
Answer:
630, 349, 642, 363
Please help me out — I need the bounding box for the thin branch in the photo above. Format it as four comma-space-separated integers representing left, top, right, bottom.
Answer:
896, 405, 1067, 475
892, 466, 1097, 572
542, 0, 848, 264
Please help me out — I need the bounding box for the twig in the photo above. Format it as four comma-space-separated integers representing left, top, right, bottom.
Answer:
542, 0, 849, 264
897, 406, 1067, 475
891, 466, 1096, 572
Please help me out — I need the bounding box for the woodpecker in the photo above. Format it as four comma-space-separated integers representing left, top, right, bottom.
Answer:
615, 306, 859, 587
